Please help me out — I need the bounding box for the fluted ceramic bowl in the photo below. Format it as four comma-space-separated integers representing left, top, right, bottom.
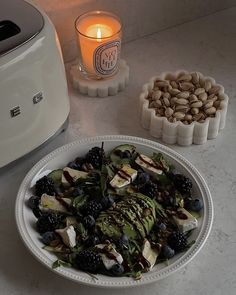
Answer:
139, 70, 229, 145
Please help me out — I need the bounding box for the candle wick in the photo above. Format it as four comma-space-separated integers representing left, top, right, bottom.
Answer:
97, 27, 102, 39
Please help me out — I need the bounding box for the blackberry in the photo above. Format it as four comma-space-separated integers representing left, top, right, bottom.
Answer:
85, 146, 105, 169
168, 231, 188, 252
36, 213, 61, 234
140, 181, 159, 199
27, 195, 40, 210
134, 170, 150, 187
173, 174, 192, 194
82, 200, 102, 218
35, 176, 55, 197
75, 248, 102, 273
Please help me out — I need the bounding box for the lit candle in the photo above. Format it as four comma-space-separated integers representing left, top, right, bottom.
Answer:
75, 11, 122, 79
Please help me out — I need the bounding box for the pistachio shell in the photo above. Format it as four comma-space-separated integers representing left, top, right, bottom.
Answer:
177, 74, 192, 82
189, 94, 198, 102
169, 88, 181, 95
191, 72, 200, 84
176, 98, 189, 105
152, 90, 162, 100
179, 82, 194, 91
173, 112, 185, 119
198, 92, 208, 102
190, 101, 203, 108
203, 100, 214, 109
170, 80, 178, 89
204, 80, 212, 92
177, 91, 190, 99
194, 88, 205, 95
205, 106, 216, 115
191, 108, 199, 115
208, 85, 221, 95
163, 97, 170, 107
165, 107, 174, 117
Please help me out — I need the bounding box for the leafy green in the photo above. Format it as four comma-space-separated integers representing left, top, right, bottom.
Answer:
52, 259, 72, 269
151, 152, 174, 172
72, 195, 88, 211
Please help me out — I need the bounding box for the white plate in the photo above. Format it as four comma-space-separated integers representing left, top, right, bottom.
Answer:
15, 135, 213, 288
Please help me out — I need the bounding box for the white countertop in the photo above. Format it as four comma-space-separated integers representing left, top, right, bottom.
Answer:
1, 7, 236, 295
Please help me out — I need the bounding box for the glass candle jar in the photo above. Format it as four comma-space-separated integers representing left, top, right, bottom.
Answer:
75, 11, 122, 80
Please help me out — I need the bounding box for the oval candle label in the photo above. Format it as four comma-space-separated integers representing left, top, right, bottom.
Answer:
94, 40, 121, 76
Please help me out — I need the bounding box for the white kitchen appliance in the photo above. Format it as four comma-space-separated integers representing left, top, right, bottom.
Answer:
0, 0, 70, 168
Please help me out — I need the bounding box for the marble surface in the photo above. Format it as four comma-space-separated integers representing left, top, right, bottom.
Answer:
1, 7, 236, 295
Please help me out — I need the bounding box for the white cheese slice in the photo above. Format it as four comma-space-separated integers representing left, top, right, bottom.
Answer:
56, 225, 76, 248
142, 239, 159, 269
135, 154, 163, 175
173, 208, 198, 233
39, 194, 71, 213
96, 244, 123, 270
61, 167, 88, 186
110, 165, 137, 188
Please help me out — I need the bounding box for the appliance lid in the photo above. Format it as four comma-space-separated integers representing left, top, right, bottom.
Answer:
0, 0, 44, 57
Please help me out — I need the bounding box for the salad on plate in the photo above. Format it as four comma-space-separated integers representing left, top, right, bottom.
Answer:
27, 143, 203, 279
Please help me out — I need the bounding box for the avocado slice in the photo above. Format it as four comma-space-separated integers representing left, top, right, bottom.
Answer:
95, 193, 157, 241
48, 169, 63, 187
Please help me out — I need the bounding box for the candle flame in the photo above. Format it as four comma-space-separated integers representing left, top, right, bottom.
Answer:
97, 27, 102, 39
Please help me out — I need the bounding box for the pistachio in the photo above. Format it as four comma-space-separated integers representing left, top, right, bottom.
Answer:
173, 112, 185, 119
163, 92, 171, 99
169, 88, 181, 95
179, 82, 194, 91
155, 81, 170, 88
149, 101, 159, 108
198, 92, 208, 102
175, 105, 189, 113
176, 98, 188, 105
189, 94, 198, 102
184, 114, 193, 121
190, 101, 203, 108
218, 94, 225, 101
170, 97, 178, 107
194, 88, 205, 95
204, 80, 212, 92
177, 91, 190, 99
191, 72, 200, 84
213, 100, 221, 108
205, 106, 216, 115
177, 74, 192, 82
193, 113, 204, 121
191, 108, 199, 115
165, 107, 174, 117
208, 85, 221, 95
155, 99, 163, 107
163, 97, 170, 107
170, 80, 178, 89
152, 90, 162, 100
203, 100, 214, 109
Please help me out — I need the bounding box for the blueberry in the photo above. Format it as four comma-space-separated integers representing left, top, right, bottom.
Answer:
158, 222, 167, 231
85, 235, 100, 247
110, 263, 124, 276
190, 199, 203, 212
42, 231, 56, 245
101, 196, 114, 209
120, 235, 129, 246
68, 161, 80, 170
27, 195, 40, 210
162, 245, 175, 259
82, 215, 95, 229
